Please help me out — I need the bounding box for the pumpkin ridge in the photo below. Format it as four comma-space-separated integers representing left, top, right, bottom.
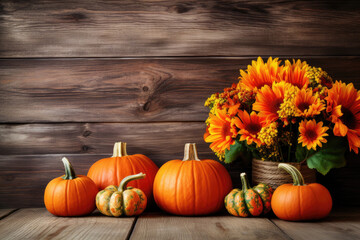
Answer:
192, 161, 197, 215
206, 161, 223, 212
114, 156, 119, 188
174, 161, 185, 215
127, 156, 139, 189
50, 180, 58, 216
307, 184, 319, 219
74, 179, 81, 214
154, 161, 172, 211
133, 155, 150, 191
65, 180, 69, 216
197, 160, 211, 214
104, 158, 113, 189
240, 190, 250, 217
232, 191, 241, 217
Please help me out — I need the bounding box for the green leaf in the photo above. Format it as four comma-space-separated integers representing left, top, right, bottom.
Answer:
225, 140, 252, 164
295, 143, 315, 163
297, 136, 347, 175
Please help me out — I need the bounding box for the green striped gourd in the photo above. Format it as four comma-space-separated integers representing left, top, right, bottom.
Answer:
224, 172, 274, 217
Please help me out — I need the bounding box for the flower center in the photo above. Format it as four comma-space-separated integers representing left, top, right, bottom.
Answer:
297, 102, 310, 112
305, 129, 318, 141
247, 123, 262, 135
222, 122, 232, 137
340, 107, 356, 130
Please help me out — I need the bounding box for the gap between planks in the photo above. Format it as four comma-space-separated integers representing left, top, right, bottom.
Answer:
0, 209, 19, 220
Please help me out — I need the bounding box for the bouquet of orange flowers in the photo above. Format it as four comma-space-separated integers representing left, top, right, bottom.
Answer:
204, 57, 360, 175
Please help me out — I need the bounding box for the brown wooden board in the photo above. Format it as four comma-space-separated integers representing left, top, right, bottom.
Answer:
271, 208, 360, 240
0, 208, 135, 240
0, 122, 210, 155
1, 1, 360, 57
131, 212, 290, 240
1, 57, 359, 123
0, 154, 106, 208
0, 209, 16, 219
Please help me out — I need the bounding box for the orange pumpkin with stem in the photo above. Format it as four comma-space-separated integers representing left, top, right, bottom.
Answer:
44, 157, 98, 216
153, 143, 232, 216
87, 142, 158, 201
271, 163, 332, 221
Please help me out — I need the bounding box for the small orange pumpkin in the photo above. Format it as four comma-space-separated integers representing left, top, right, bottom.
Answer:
271, 163, 332, 221
225, 173, 273, 217
44, 157, 98, 216
87, 142, 158, 200
153, 143, 232, 216
96, 173, 147, 217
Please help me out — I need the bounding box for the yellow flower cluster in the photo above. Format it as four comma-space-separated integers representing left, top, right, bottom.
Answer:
204, 93, 218, 107
258, 122, 278, 146
277, 85, 299, 119
306, 67, 333, 94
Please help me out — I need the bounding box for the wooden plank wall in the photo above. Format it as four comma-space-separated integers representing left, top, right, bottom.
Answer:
0, 0, 359, 208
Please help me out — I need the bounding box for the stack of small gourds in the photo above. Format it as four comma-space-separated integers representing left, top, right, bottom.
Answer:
44, 142, 332, 221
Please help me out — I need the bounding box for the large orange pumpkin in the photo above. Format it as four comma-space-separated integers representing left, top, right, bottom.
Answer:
271, 163, 332, 221
87, 142, 158, 200
44, 157, 98, 216
153, 143, 232, 216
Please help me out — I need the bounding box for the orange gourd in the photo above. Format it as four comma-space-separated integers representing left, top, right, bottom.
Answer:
271, 163, 332, 221
44, 157, 98, 216
153, 143, 232, 216
96, 173, 147, 217
87, 142, 158, 200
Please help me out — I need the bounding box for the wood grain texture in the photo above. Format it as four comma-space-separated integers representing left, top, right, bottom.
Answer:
271, 208, 360, 240
1, 0, 360, 57
0, 154, 105, 208
1, 57, 359, 123
0, 208, 135, 240
130, 212, 290, 240
0, 209, 16, 219
0, 122, 210, 155
0, 153, 245, 208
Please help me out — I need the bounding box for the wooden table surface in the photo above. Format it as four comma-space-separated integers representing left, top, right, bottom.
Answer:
0, 208, 359, 240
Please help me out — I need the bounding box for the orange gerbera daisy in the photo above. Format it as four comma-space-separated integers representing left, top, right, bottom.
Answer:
238, 57, 284, 91
326, 81, 360, 153
295, 88, 325, 117
233, 110, 267, 146
298, 120, 329, 151
253, 81, 290, 122
205, 109, 238, 155
282, 59, 309, 89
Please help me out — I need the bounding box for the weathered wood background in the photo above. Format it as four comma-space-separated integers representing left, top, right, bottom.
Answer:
0, 0, 359, 208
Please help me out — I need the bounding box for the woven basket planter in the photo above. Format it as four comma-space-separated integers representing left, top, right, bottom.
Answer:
252, 158, 316, 189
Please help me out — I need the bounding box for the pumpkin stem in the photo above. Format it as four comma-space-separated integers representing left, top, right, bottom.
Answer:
183, 143, 200, 161
61, 157, 77, 180
240, 173, 251, 191
278, 163, 305, 186
112, 142, 128, 157
118, 172, 146, 192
